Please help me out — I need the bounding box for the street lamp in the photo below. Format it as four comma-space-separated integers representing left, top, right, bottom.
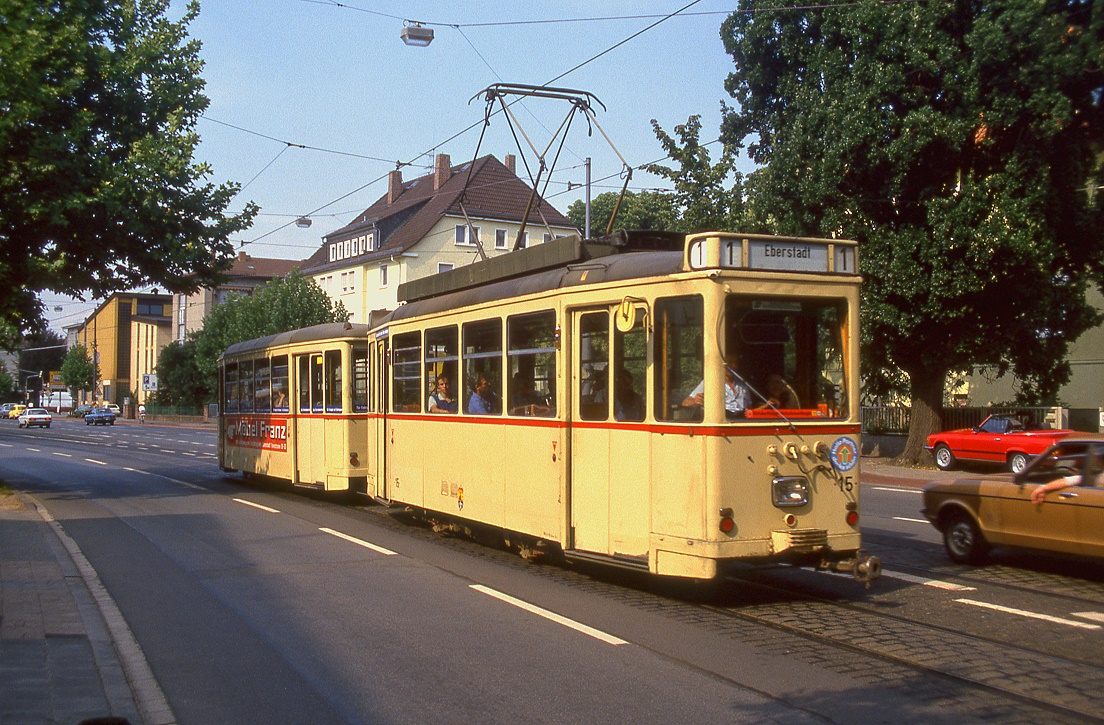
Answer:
295, 217, 312, 228
401, 22, 433, 47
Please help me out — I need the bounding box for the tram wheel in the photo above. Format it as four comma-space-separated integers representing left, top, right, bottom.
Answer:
933, 444, 956, 471
942, 511, 988, 565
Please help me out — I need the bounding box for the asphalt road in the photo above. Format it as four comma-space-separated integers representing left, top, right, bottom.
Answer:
2, 418, 1103, 724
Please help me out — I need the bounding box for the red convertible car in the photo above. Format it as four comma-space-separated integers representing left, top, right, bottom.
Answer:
925, 414, 1075, 474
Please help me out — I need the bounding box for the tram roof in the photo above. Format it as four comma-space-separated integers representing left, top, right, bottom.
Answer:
386, 233, 685, 324
220, 322, 373, 360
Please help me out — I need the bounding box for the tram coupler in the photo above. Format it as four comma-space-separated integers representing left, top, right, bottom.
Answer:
823, 550, 882, 586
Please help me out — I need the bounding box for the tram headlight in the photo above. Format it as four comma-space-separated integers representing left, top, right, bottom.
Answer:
772, 476, 809, 507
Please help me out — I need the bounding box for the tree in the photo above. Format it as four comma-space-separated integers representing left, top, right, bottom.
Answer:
0, 0, 257, 336
567, 190, 682, 235
179, 271, 349, 400
720, 0, 1104, 463
154, 339, 209, 409
645, 115, 747, 232
60, 343, 97, 401
0, 369, 16, 401
18, 329, 66, 383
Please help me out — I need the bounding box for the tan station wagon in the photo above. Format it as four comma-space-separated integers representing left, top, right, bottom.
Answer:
922, 435, 1104, 564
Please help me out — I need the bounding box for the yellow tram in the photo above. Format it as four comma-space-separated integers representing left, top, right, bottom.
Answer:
219, 230, 880, 581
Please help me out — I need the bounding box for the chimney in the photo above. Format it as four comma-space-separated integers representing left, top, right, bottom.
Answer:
237, 251, 248, 262
387, 169, 403, 205
434, 153, 451, 191
505, 154, 516, 175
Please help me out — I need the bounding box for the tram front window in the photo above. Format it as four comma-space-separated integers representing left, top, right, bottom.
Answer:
725, 296, 847, 420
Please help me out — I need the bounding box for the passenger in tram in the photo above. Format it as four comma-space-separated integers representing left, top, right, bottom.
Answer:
613, 368, 645, 422
756, 374, 800, 410
272, 387, 289, 411
681, 355, 750, 419
509, 372, 550, 416
468, 373, 501, 415
428, 375, 458, 414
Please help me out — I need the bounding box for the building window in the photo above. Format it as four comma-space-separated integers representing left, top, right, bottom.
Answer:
380, 264, 388, 286
348, 270, 356, 292
329, 244, 337, 262
544, 233, 552, 244
438, 263, 453, 274
496, 229, 507, 250
518, 231, 529, 249
340, 272, 347, 292
454, 224, 480, 246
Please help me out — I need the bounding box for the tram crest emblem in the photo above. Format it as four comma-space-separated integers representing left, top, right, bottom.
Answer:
829, 437, 858, 472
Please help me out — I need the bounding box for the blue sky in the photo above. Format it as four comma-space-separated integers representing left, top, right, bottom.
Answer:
44, 0, 745, 333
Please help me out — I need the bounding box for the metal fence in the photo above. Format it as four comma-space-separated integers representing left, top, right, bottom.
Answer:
147, 403, 205, 417
861, 406, 1065, 434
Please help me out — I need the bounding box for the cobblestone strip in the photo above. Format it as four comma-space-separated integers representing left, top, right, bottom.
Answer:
734, 597, 1104, 719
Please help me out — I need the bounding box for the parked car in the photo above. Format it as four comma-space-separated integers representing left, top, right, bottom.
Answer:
84, 407, 116, 426
924, 414, 1074, 474
70, 404, 93, 418
7, 404, 27, 420
17, 408, 51, 429
104, 403, 121, 415
0, 403, 15, 417
923, 435, 1104, 564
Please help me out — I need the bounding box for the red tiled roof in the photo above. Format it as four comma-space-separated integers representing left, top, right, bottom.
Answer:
228, 253, 300, 279
302, 155, 575, 273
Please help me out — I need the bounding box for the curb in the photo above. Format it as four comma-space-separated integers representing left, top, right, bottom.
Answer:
29, 495, 177, 725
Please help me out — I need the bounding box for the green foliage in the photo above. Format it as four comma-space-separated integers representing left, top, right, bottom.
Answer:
18, 329, 66, 382
645, 115, 747, 233
183, 271, 349, 399
59, 343, 96, 396
567, 189, 682, 235
0, 0, 258, 337
719, 0, 1104, 456
0, 370, 16, 401
154, 339, 209, 408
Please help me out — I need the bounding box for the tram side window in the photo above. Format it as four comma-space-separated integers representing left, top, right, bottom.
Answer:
311, 354, 324, 413
298, 356, 311, 413
508, 311, 556, 417
392, 332, 422, 413
255, 358, 271, 413
239, 359, 254, 413
225, 363, 239, 413
272, 356, 289, 412
353, 348, 368, 413
654, 296, 704, 422
613, 311, 646, 422
578, 312, 610, 421
463, 320, 502, 415
425, 326, 458, 414
725, 296, 848, 419
325, 350, 342, 412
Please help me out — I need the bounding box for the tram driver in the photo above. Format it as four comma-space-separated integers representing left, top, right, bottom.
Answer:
681, 355, 750, 419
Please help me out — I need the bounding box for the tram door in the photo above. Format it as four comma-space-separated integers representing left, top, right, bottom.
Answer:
368, 339, 388, 501
294, 353, 325, 485
569, 308, 650, 559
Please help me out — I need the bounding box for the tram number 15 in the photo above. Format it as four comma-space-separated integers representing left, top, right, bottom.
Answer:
837, 475, 854, 492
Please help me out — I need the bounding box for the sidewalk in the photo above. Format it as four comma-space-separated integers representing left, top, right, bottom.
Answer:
860, 455, 1003, 489
0, 489, 143, 725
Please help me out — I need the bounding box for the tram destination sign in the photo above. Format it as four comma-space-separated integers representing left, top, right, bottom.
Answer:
686, 234, 858, 274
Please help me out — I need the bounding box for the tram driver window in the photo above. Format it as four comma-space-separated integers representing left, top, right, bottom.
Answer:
392, 332, 422, 413
310, 354, 324, 413
653, 296, 704, 422
425, 326, 458, 414
725, 297, 848, 419
297, 356, 310, 413
225, 363, 239, 413
507, 311, 556, 417
463, 320, 502, 415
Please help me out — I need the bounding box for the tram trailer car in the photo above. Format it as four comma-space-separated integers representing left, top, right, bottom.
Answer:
219, 322, 372, 491
219, 230, 880, 582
